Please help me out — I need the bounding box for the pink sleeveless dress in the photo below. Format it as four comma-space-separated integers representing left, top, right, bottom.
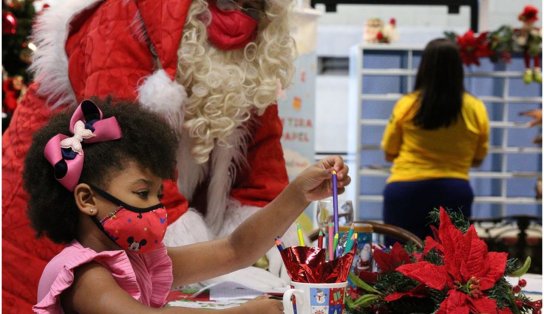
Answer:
33, 241, 173, 313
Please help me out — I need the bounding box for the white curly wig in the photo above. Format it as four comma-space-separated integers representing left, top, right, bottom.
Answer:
176, 0, 297, 164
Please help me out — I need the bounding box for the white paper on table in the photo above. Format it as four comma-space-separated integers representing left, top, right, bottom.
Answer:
190, 280, 288, 301
208, 281, 265, 301
168, 299, 247, 309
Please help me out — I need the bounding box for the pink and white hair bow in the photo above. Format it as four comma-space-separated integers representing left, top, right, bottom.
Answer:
44, 100, 122, 191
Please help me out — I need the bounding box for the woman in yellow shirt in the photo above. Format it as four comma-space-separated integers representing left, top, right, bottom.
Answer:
381, 38, 489, 241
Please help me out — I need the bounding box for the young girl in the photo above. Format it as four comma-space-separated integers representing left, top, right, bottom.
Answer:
24, 99, 350, 314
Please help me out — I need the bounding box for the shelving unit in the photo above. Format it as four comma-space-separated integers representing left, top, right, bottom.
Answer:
347, 44, 542, 220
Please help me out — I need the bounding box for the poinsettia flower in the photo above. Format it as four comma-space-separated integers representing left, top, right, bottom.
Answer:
456, 30, 492, 66
397, 207, 508, 313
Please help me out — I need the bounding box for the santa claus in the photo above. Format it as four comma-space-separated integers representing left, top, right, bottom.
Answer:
2, 0, 298, 312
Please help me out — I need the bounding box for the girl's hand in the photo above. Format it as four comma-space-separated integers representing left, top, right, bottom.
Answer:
238, 296, 283, 314
293, 156, 350, 202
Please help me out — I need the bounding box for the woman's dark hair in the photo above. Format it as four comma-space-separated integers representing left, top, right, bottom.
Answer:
23, 99, 179, 244
412, 38, 465, 129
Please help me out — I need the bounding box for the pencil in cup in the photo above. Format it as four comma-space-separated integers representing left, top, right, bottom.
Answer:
317, 230, 324, 249
331, 170, 339, 235
296, 223, 305, 247
328, 222, 334, 261
274, 237, 284, 252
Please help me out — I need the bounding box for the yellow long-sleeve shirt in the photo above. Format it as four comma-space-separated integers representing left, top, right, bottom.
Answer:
381, 92, 489, 183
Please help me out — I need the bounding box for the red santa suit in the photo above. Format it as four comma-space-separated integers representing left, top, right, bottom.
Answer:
2, 1, 290, 312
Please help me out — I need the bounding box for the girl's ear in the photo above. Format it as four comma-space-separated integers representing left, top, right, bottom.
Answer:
74, 183, 97, 216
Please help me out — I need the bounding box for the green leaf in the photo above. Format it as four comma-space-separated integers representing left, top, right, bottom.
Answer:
349, 273, 382, 295
509, 256, 531, 277
351, 294, 380, 307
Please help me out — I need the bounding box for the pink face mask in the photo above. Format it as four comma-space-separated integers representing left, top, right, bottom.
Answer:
206, 1, 258, 51
90, 185, 168, 254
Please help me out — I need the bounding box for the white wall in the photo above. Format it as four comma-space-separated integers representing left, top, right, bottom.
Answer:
313, 1, 542, 31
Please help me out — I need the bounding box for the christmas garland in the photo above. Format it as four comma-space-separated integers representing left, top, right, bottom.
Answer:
443, 5, 542, 84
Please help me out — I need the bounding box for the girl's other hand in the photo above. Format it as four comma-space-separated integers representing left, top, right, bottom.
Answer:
294, 155, 351, 202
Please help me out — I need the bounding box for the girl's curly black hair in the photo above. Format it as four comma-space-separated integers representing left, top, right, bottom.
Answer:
23, 98, 179, 244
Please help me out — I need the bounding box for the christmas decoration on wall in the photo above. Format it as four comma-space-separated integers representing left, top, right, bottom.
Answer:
345, 207, 539, 314
363, 18, 399, 44
445, 5, 542, 85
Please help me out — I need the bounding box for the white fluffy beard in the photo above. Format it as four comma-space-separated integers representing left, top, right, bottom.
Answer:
176, 0, 295, 164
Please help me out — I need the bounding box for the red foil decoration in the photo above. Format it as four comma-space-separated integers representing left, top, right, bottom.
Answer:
280, 246, 355, 283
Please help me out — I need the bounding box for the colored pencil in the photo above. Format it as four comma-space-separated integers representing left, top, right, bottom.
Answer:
344, 232, 357, 255
318, 230, 324, 249
331, 170, 339, 235
296, 223, 305, 246
333, 233, 339, 258
328, 222, 334, 261
275, 239, 284, 251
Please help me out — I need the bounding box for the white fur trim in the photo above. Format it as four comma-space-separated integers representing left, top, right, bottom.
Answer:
217, 200, 304, 246
177, 131, 208, 202
175, 125, 250, 235
206, 127, 250, 235
216, 200, 260, 238
29, 0, 102, 108
138, 69, 187, 132
163, 209, 213, 247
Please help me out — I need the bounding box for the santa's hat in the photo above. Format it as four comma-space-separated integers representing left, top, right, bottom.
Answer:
518, 5, 539, 24
135, 0, 192, 129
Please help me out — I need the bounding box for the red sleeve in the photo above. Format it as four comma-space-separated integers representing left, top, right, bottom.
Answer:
3, 83, 65, 312
230, 105, 289, 207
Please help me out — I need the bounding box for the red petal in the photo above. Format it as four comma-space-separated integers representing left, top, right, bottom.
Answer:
358, 270, 378, 284
479, 252, 508, 290
437, 290, 470, 314
438, 209, 465, 280
459, 226, 488, 282
498, 307, 513, 314
374, 248, 395, 272
423, 236, 443, 255
469, 296, 498, 313
390, 242, 411, 265
397, 262, 449, 290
